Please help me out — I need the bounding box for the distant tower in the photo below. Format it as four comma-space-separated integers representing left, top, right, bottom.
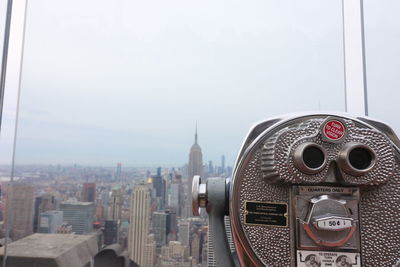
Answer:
221, 155, 226, 174
208, 160, 214, 175
128, 184, 151, 265
187, 124, 203, 216
116, 163, 122, 180
81, 183, 96, 202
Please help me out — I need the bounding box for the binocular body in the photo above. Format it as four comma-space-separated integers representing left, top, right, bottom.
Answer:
193, 113, 400, 267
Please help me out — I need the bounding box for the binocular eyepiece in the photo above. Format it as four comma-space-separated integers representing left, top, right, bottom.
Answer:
293, 142, 376, 176
192, 113, 400, 267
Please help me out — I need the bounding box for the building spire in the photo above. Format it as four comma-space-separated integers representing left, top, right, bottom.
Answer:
195, 121, 198, 144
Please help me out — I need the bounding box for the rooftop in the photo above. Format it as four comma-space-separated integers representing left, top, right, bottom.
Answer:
0, 234, 98, 267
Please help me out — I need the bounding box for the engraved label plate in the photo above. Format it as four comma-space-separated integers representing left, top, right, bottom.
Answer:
299, 186, 355, 195
297, 250, 361, 267
244, 201, 288, 227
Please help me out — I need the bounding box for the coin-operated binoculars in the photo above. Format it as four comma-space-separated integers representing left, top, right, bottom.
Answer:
192, 113, 400, 267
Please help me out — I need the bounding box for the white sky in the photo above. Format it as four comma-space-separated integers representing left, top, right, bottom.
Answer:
0, 0, 399, 166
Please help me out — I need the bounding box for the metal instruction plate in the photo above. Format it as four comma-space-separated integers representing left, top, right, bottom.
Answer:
244, 201, 288, 227
297, 250, 361, 267
299, 186, 356, 195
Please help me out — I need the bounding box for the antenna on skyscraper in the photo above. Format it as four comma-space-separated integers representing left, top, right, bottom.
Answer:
195, 121, 198, 145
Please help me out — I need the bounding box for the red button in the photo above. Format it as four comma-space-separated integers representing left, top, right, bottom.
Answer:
323, 120, 345, 140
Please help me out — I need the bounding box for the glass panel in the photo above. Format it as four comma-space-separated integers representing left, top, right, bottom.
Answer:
364, 0, 400, 134
4, 0, 345, 266
0, 1, 8, 163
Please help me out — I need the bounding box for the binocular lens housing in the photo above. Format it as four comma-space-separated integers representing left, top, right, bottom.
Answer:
339, 143, 376, 176
303, 146, 325, 169
349, 147, 373, 170
294, 143, 326, 174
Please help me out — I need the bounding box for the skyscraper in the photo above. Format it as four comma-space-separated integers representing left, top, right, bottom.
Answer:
169, 182, 181, 216
60, 201, 95, 234
191, 231, 201, 265
178, 219, 190, 247
5, 183, 35, 240
33, 193, 58, 232
152, 167, 166, 210
116, 163, 122, 181
38, 210, 63, 234
187, 125, 203, 217
81, 183, 96, 202
109, 186, 122, 221
104, 220, 119, 245
128, 184, 151, 265
152, 211, 170, 247
143, 234, 156, 267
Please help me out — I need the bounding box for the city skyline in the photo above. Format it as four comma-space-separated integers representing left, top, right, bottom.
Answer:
0, 125, 235, 168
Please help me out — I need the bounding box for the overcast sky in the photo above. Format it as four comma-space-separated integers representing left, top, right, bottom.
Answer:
0, 0, 399, 167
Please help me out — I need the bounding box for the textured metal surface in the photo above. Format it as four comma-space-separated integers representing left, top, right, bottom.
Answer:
261, 118, 395, 185
239, 150, 291, 266
231, 114, 400, 266
360, 164, 400, 266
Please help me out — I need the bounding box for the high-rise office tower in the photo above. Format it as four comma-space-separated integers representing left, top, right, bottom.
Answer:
169, 182, 181, 216
38, 210, 63, 234
60, 200, 95, 234
128, 184, 151, 265
167, 210, 177, 241
104, 220, 119, 245
152, 167, 166, 210
178, 219, 190, 247
95, 205, 105, 221
5, 183, 35, 240
81, 183, 96, 202
191, 231, 201, 265
152, 167, 163, 197
143, 234, 156, 267
33, 193, 58, 232
109, 186, 122, 221
100, 190, 110, 206
187, 126, 203, 217
152, 211, 170, 247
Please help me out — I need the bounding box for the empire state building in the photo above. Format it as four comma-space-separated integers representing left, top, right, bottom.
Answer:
187, 126, 203, 216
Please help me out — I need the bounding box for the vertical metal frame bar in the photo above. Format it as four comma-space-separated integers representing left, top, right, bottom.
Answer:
0, 0, 13, 128
1, 0, 28, 266
342, 0, 368, 116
